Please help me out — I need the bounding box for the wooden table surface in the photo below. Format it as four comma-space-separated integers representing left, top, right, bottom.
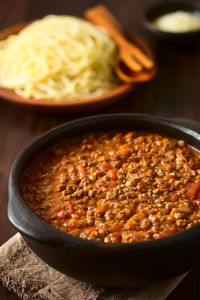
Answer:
1, 0, 200, 299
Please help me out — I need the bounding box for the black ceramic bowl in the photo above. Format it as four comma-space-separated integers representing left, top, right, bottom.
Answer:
8, 114, 200, 288
142, 1, 200, 45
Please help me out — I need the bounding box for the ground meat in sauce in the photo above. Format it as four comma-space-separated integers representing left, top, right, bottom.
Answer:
20, 131, 200, 243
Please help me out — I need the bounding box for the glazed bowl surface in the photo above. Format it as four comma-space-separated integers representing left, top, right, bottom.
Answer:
8, 114, 200, 287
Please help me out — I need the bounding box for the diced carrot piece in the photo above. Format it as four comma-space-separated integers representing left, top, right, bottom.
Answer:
118, 144, 131, 157
57, 210, 66, 219
68, 219, 79, 229
99, 161, 110, 172
77, 165, 86, 177
170, 194, 179, 202
53, 204, 62, 212
110, 222, 122, 232
113, 133, 122, 143
185, 182, 200, 200
107, 169, 117, 180
134, 232, 145, 240
109, 180, 118, 187
86, 227, 98, 235
95, 206, 106, 215
161, 225, 178, 237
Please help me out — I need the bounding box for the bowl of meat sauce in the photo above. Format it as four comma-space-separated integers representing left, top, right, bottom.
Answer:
8, 114, 200, 287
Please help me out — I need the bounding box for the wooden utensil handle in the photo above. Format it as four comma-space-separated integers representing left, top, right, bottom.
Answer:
86, 5, 124, 33
85, 6, 128, 48
85, 5, 154, 69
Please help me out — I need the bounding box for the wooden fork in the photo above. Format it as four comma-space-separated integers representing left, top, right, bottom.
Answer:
85, 5, 154, 73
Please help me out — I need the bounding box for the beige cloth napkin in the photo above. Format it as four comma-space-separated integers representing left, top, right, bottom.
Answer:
0, 233, 188, 300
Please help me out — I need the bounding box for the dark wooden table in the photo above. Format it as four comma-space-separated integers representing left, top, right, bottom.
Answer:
1, 0, 200, 299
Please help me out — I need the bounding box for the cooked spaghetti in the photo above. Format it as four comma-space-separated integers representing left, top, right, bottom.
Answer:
0, 15, 119, 100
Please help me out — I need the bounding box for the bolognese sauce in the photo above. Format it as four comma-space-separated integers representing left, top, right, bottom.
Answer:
20, 132, 200, 243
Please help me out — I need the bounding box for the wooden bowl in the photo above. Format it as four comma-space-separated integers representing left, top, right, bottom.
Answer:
0, 22, 153, 113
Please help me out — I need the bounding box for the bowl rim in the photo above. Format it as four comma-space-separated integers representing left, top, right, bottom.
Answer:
8, 113, 200, 249
142, 1, 200, 37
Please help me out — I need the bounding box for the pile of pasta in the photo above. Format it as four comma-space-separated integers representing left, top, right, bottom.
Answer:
0, 15, 119, 100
